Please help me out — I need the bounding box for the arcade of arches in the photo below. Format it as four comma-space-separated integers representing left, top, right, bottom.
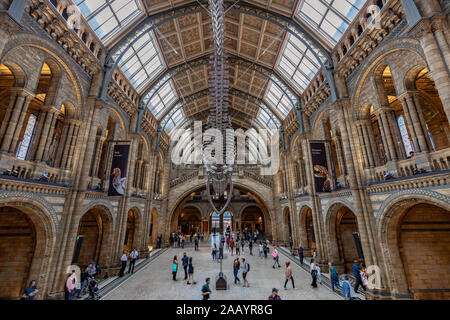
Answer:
0, 0, 449, 301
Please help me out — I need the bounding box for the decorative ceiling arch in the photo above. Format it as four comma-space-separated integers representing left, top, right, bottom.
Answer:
99, 0, 337, 103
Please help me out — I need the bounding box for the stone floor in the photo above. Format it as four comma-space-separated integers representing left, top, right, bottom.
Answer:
103, 243, 342, 300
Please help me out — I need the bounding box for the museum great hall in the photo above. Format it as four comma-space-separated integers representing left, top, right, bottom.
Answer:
0, 0, 449, 300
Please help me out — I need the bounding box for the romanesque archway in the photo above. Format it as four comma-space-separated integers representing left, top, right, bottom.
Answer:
73, 206, 113, 267
379, 199, 450, 300
178, 206, 202, 235
328, 204, 364, 274
299, 206, 316, 256
241, 206, 265, 234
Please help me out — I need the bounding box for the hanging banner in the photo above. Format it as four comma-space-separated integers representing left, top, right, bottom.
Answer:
108, 144, 130, 196
310, 142, 331, 193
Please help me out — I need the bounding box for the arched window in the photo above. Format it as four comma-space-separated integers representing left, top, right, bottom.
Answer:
397, 115, 414, 156
223, 211, 232, 230
211, 212, 220, 229
16, 114, 37, 160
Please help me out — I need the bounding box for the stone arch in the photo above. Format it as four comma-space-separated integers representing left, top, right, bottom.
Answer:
352, 38, 426, 118
76, 203, 115, 267
2, 34, 86, 112
377, 193, 450, 299
102, 106, 128, 140
325, 202, 363, 274
0, 61, 27, 87
0, 197, 57, 299
168, 181, 274, 239
298, 205, 315, 256
283, 206, 292, 241
126, 206, 144, 251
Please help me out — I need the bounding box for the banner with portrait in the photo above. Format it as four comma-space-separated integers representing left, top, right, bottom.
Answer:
310, 142, 331, 193
108, 144, 130, 196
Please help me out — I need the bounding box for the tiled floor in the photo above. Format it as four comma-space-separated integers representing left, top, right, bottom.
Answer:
103, 243, 342, 300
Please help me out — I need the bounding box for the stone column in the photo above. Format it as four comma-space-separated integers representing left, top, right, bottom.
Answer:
362, 120, 379, 166
400, 92, 429, 153
412, 18, 450, 122
32, 106, 59, 162
62, 121, 80, 169
356, 121, 370, 168
90, 135, 106, 177
54, 121, 70, 168
377, 107, 399, 161
0, 88, 33, 153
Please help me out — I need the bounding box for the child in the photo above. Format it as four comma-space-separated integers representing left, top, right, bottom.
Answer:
316, 264, 322, 285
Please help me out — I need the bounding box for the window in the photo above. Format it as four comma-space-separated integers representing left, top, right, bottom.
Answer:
257, 108, 277, 129
265, 81, 293, 117
277, 34, 320, 93
164, 107, 184, 133
297, 0, 365, 45
397, 115, 414, 156
211, 212, 220, 229
16, 114, 37, 160
119, 33, 165, 90
74, 0, 143, 41
147, 81, 178, 118
223, 211, 232, 230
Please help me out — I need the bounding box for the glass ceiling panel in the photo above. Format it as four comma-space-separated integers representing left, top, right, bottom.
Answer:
119, 32, 165, 90
148, 80, 178, 118
74, 0, 143, 41
264, 81, 293, 117
297, 0, 365, 45
276, 33, 321, 93
162, 103, 185, 133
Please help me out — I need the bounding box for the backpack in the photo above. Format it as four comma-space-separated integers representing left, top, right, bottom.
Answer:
247, 263, 250, 272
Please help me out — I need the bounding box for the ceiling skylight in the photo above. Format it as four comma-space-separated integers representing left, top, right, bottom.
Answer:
297, 0, 365, 45
147, 80, 178, 118
264, 82, 294, 118
118, 33, 165, 90
74, 0, 143, 42
277, 34, 321, 93
258, 108, 278, 130
164, 107, 184, 132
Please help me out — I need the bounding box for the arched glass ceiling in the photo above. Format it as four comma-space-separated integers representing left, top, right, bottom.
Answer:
147, 80, 178, 117
74, 0, 143, 42
297, 0, 366, 45
277, 34, 320, 93
163, 104, 184, 133
265, 81, 293, 117
118, 33, 165, 90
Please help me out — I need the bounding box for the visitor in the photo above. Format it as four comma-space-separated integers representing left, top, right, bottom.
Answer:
298, 246, 304, 265
268, 288, 281, 300
328, 262, 340, 292
230, 238, 235, 255
194, 235, 199, 251
310, 259, 318, 288
77, 266, 89, 298
128, 248, 138, 274
259, 242, 264, 258
263, 241, 268, 258
289, 236, 293, 252
172, 256, 179, 281
272, 248, 280, 268
312, 249, 316, 259
242, 258, 250, 287
353, 260, 366, 292
201, 278, 212, 300
119, 251, 128, 277
248, 239, 253, 255
284, 261, 295, 289
89, 279, 100, 300
182, 252, 189, 280
92, 262, 101, 277
181, 234, 185, 248
65, 270, 77, 300
226, 234, 230, 250
360, 263, 369, 289
233, 258, 241, 284
241, 238, 245, 254
342, 274, 353, 300
190, 231, 194, 243
316, 263, 322, 285
235, 240, 240, 256
219, 239, 224, 260
22, 280, 39, 300
212, 244, 217, 261
187, 257, 196, 285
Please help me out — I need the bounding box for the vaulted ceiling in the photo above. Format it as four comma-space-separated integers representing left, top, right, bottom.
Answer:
73, 0, 366, 133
